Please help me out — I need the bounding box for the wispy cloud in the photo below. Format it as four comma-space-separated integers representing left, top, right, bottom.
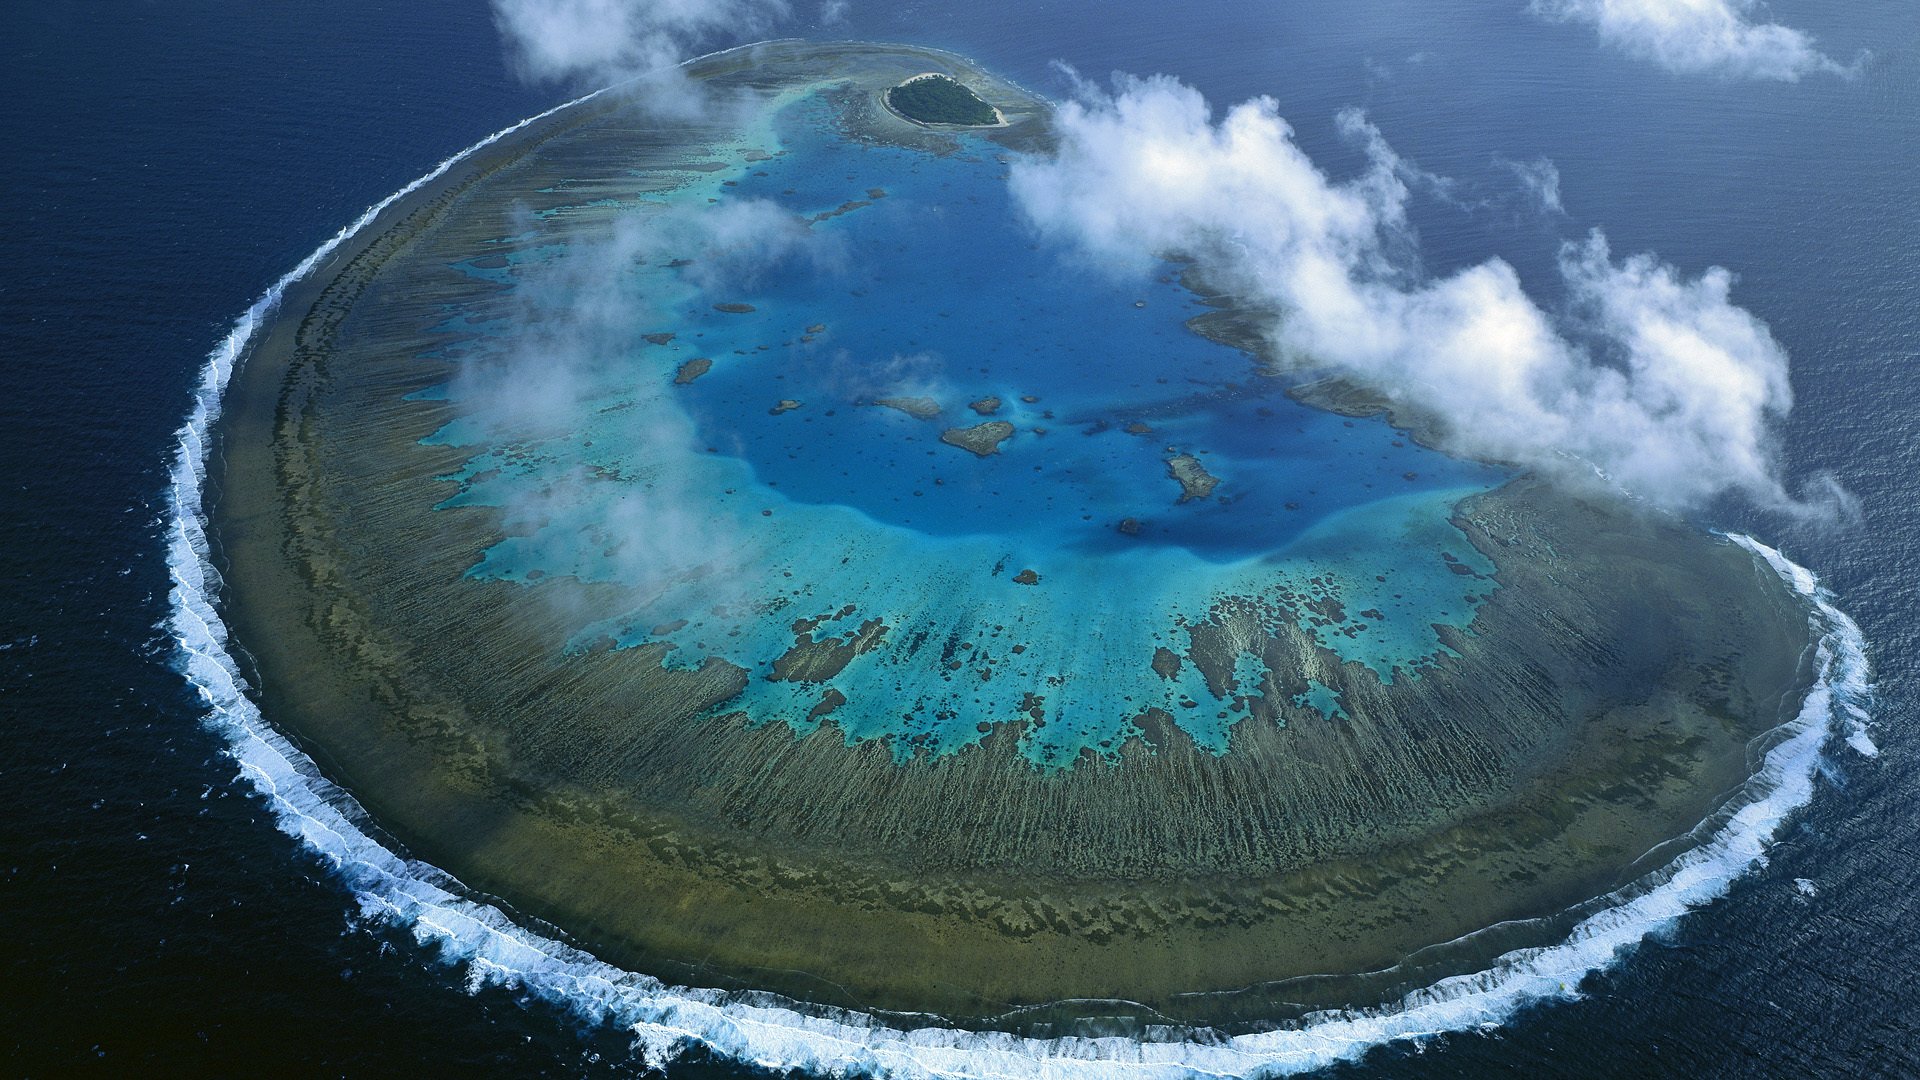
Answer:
1010, 75, 1845, 517
442, 198, 840, 597
646, 197, 845, 291
1529, 0, 1852, 81
491, 0, 791, 106
1505, 157, 1564, 215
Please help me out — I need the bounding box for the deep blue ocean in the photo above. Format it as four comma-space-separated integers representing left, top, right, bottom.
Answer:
3, 0, 1916, 1075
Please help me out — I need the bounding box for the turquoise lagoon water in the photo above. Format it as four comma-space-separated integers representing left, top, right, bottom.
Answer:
424, 91, 1506, 766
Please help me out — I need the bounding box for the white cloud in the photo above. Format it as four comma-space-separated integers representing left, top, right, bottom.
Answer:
1505, 157, 1564, 215
1009, 75, 1835, 514
491, 0, 790, 97
646, 197, 845, 291
1529, 0, 1850, 81
441, 198, 839, 595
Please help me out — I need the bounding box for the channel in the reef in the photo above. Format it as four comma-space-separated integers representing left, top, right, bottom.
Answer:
421, 88, 1507, 766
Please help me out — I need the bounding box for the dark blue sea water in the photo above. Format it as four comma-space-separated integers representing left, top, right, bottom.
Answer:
3, 0, 1916, 1075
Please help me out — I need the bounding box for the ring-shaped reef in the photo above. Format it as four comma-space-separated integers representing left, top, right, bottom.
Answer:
215, 41, 1818, 1032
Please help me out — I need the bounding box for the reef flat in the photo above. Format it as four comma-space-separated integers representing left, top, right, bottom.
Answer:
941, 419, 1015, 455
214, 41, 1818, 1030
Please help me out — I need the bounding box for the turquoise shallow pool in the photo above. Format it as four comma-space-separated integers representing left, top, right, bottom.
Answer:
421, 89, 1506, 766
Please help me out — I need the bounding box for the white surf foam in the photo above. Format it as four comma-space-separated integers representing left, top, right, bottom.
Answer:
164, 87, 1875, 1078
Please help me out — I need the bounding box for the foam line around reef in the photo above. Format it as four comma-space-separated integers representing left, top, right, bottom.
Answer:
164, 65, 1875, 1079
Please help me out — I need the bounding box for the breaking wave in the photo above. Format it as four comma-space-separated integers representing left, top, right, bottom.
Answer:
163, 87, 1874, 1079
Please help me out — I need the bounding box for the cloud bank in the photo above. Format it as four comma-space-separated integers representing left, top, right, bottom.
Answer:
1530, 0, 1849, 80
1010, 76, 1829, 514
491, 0, 790, 97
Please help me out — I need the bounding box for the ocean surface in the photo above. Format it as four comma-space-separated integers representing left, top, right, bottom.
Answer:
3, 0, 1916, 1075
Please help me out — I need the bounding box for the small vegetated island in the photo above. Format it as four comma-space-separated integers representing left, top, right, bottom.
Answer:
214, 41, 1824, 1038
885, 72, 1000, 125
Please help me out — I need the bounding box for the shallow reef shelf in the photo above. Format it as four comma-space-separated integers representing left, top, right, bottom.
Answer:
210, 40, 1824, 1031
